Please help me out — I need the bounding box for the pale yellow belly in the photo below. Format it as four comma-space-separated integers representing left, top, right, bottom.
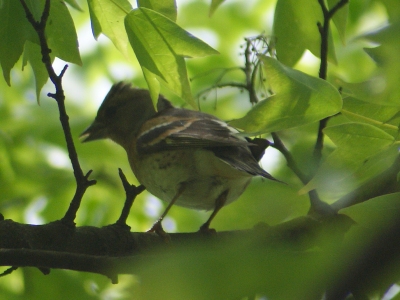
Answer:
129, 148, 252, 210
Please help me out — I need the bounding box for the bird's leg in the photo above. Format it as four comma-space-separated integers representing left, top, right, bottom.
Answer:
148, 183, 186, 235
199, 190, 229, 233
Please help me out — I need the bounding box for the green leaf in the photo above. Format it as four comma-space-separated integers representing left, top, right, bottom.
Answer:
23, 41, 54, 102
64, 0, 82, 11
300, 123, 396, 198
341, 97, 400, 137
209, 0, 225, 17
142, 67, 161, 104
46, 0, 81, 66
87, 0, 133, 59
361, 22, 400, 105
137, 0, 177, 22
273, 0, 337, 67
328, 0, 348, 44
335, 77, 391, 104
0, 0, 81, 85
124, 8, 218, 107
379, 0, 400, 23
229, 56, 342, 134
340, 193, 400, 229
324, 122, 395, 154
0, 0, 33, 85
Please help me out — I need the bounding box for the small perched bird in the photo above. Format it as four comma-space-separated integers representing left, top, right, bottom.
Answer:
81, 82, 279, 233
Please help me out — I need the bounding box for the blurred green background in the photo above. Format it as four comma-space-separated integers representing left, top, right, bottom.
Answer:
0, 0, 397, 299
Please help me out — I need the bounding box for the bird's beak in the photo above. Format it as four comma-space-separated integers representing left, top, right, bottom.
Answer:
80, 121, 107, 143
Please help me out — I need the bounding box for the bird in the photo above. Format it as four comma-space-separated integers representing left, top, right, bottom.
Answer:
80, 82, 280, 234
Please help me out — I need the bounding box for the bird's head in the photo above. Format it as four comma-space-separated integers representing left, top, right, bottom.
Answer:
80, 82, 157, 149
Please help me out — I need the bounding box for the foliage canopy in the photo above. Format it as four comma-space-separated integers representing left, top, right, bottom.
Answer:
1, 0, 400, 299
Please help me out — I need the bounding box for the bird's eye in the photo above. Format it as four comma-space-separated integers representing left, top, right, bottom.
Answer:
105, 106, 117, 118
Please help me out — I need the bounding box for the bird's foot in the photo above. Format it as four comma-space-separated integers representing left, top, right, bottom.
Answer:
198, 222, 217, 235
148, 221, 171, 242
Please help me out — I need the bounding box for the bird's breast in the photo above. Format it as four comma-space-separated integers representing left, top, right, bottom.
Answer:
128, 147, 252, 210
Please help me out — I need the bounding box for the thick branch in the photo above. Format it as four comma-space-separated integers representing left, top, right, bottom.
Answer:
0, 215, 352, 277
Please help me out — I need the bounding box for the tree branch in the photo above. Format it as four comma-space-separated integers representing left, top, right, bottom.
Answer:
0, 214, 352, 280
271, 133, 308, 184
19, 0, 95, 225
308, 0, 349, 215
313, 0, 349, 165
115, 169, 145, 227
244, 37, 259, 104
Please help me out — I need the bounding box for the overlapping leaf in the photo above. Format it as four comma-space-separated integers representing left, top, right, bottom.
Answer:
273, 0, 337, 67
0, 0, 34, 85
23, 42, 55, 101
209, 0, 225, 17
0, 0, 80, 100
137, 0, 177, 21
229, 56, 342, 134
328, 0, 348, 44
87, 0, 133, 59
341, 97, 400, 137
124, 8, 219, 107
300, 123, 397, 199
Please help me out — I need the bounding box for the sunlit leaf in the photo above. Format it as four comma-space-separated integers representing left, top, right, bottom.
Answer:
229, 56, 342, 134
378, 0, 400, 23
124, 8, 218, 107
46, 0, 81, 66
341, 97, 400, 137
64, 0, 82, 11
273, 0, 337, 67
137, 0, 177, 21
209, 0, 225, 17
87, 0, 133, 59
0, 0, 32, 85
23, 41, 54, 102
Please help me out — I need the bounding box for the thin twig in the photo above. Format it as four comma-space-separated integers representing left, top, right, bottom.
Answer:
313, 0, 349, 165
244, 38, 259, 104
116, 169, 145, 227
309, 0, 349, 215
271, 133, 308, 184
19, 0, 95, 225
0, 266, 18, 277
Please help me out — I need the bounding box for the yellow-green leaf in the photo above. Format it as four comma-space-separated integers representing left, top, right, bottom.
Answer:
87, 0, 133, 59
137, 0, 177, 22
124, 8, 218, 107
273, 0, 337, 67
300, 123, 396, 198
229, 56, 342, 134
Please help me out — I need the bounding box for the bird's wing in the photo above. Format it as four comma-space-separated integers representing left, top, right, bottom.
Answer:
211, 146, 278, 181
136, 108, 250, 152
136, 104, 279, 181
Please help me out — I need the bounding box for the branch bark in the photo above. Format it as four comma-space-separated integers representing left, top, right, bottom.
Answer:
19, 0, 95, 225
